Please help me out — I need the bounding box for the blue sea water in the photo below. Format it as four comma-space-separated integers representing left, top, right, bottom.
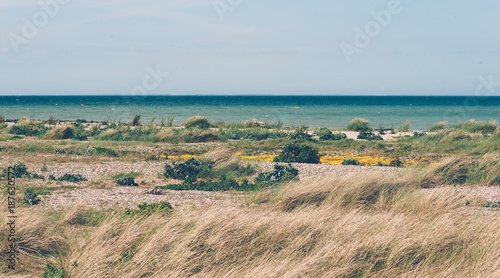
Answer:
1, 95, 499, 130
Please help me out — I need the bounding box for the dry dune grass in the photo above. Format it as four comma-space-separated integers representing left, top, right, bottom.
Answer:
202, 146, 238, 167
2, 170, 500, 277
155, 127, 176, 142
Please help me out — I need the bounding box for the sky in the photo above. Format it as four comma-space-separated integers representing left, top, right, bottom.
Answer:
0, 0, 499, 96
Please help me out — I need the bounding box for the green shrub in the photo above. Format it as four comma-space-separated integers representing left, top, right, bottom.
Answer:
163, 158, 213, 180
347, 118, 371, 132
9, 123, 49, 137
161, 164, 298, 192
31, 173, 44, 179
399, 120, 411, 132
291, 125, 312, 140
0, 114, 5, 123
316, 128, 347, 141
341, 158, 360, 165
75, 119, 87, 124
274, 143, 320, 164
71, 126, 89, 141
124, 201, 173, 216
112, 172, 143, 180
183, 116, 211, 129
2, 161, 31, 178
218, 128, 288, 141
0, 123, 7, 129
482, 201, 500, 208
413, 132, 426, 137
357, 131, 383, 141
93, 147, 119, 157
23, 188, 41, 205
117, 178, 138, 186
56, 174, 87, 183
254, 163, 299, 186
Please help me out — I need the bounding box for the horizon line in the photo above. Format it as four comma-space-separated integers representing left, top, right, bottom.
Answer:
0, 94, 498, 97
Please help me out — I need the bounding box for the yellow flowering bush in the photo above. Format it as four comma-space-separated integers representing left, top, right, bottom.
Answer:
238, 153, 425, 166
169, 154, 200, 160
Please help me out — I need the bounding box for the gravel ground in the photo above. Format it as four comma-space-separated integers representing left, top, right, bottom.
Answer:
258, 162, 402, 177
39, 186, 246, 210
456, 186, 500, 203
3, 153, 499, 210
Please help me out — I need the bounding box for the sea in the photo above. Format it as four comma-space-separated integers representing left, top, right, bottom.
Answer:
1, 95, 499, 130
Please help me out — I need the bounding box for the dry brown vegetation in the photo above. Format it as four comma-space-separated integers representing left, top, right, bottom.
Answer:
2, 167, 499, 277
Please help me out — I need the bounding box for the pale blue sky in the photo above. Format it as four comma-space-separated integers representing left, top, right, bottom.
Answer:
1, 0, 499, 95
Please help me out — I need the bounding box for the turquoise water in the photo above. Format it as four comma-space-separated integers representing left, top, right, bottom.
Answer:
1, 96, 499, 130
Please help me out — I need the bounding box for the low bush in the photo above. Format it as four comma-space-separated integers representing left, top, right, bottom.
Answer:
347, 118, 371, 132
161, 163, 298, 192
112, 172, 143, 180
218, 128, 288, 141
291, 125, 312, 140
274, 143, 320, 164
341, 158, 360, 166
71, 126, 89, 140
0, 162, 42, 179
23, 188, 41, 205
117, 178, 139, 186
31, 173, 44, 179
254, 163, 299, 186
124, 201, 173, 216
316, 128, 347, 141
56, 174, 88, 183
2, 161, 30, 178
357, 131, 383, 141
164, 158, 213, 180
9, 122, 49, 137
482, 201, 500, 208
93, 147, 119, 157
